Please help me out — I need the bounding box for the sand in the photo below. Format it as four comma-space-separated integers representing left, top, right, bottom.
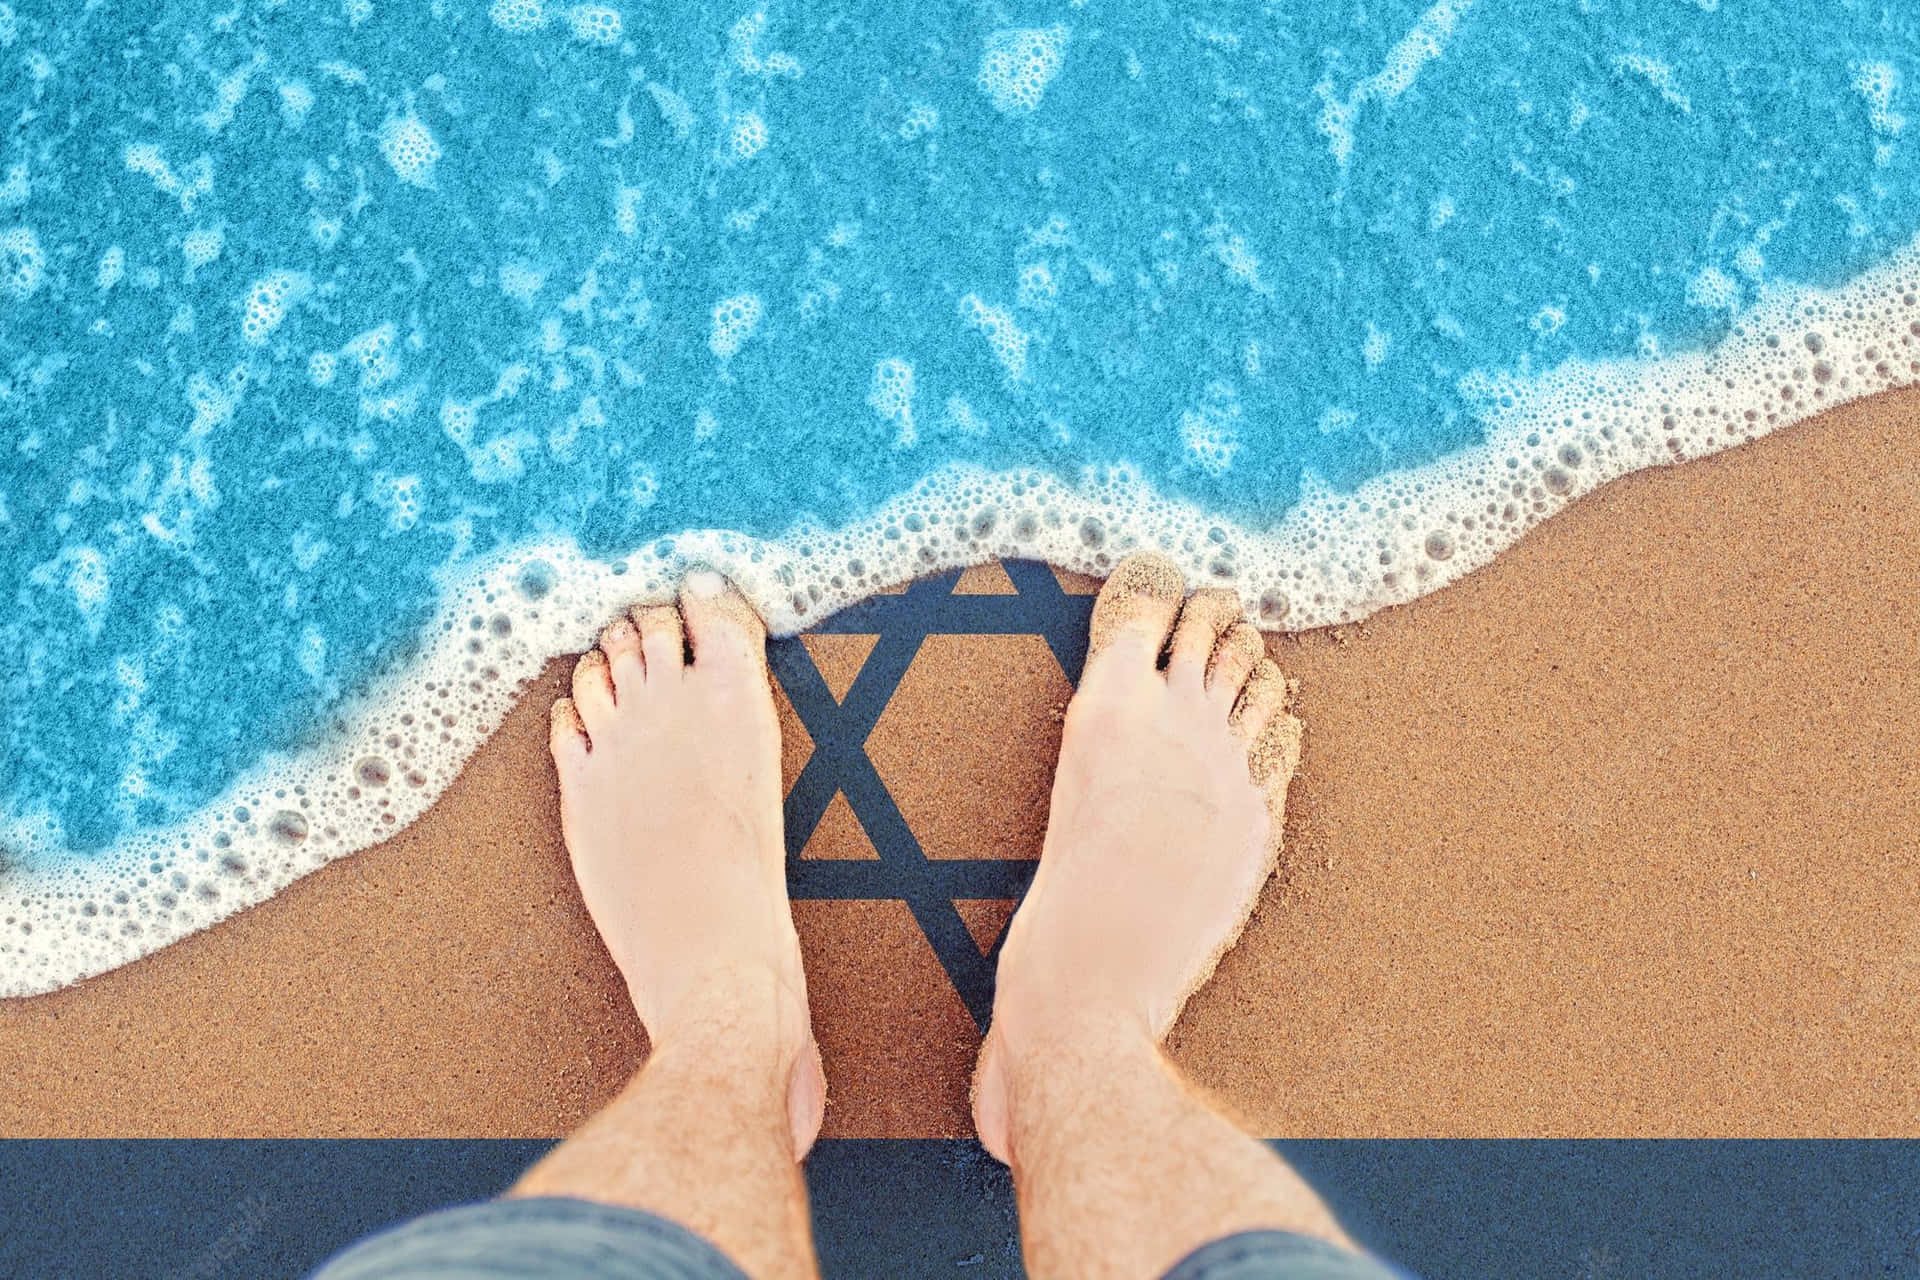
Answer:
1, 389, 1915, 1138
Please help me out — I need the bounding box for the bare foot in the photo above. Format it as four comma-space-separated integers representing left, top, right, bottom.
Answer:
549, 570, 826, 1159
972, 552, 1302, 1164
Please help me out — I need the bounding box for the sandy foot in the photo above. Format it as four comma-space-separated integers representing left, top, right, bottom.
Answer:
549, 570, 826, 1157
972, 552, 1303, 1163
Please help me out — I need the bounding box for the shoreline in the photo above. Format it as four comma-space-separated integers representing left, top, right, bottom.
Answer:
5, 239, 1918, 997
2, 386, 1914, 1137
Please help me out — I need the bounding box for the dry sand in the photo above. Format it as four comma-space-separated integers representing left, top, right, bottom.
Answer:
1, 389, 1915, 1138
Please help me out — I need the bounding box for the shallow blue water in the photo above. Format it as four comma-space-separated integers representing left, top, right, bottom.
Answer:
2, 0, 1915, 856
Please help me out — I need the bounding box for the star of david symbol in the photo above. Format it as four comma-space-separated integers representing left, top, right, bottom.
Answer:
767, 561, 1096, 1032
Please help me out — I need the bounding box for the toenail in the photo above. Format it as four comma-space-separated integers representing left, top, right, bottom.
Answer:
685, 569, 726, 597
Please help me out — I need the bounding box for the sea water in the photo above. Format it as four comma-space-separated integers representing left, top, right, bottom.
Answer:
2, 0, 1916, 993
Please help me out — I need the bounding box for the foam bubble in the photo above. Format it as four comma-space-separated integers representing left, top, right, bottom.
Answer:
181, 227, 224, 272
727, 111, 768, 161
96, 245, 124, 290
1017, 261, 1058, 309
440, 398, 479, 446
1205, 223, 1272, 295
370, 472, 422, 532
498, 261, 546, 303
310, 212, 343, 248
1317, 0, 1473, 168
1363, 322, 1391, 368
1611, 53, 1692, 114
64, 547, 110, 631
868, 357, 917, 446
649, 84, 696, 139
469, 432, 537, 483
729, 11, 766, 72
344, 322, 401, 388
1, 224, 43, 299
943, 395, 988, 436
199, 52, 265, 135
625, 462, 659, 506
1686, 264, 1740, 311
1853, 61, 1904, 137
1178, 381, 1242, 473
708, 292, 763, 358
488, 0, 546, 32
899, 103, 938, 140
239, 271, 311, 346
978, 27, 1069, 116
957, 292, 1030, 382
379, 116, 441, 186
567, 4, 622, 45
278, 81, 314, 128
728, 10, 798, 77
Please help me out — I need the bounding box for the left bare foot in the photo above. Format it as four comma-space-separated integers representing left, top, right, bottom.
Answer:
549, 570, 825, 1158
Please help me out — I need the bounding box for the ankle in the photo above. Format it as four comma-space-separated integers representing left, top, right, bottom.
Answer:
992, 998, 1161, 1084
635, 963, 813, 1063
978, 1009, 1166, 1168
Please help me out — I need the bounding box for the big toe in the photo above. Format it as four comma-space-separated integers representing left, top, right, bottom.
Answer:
679, 569, 768, 674
1086, 552, 1185, 675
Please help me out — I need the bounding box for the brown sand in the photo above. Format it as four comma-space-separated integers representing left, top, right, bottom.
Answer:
1, 389, 1916, 1138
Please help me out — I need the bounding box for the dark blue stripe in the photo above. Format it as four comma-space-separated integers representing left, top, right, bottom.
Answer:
3, 1139, 1918, 1279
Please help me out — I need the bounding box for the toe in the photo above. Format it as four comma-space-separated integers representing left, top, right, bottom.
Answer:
1234, 660, 1304, 830
549, 695, 590, 764
1166, 589, 1241, 692
1251, 708, 1305, 822
570, 650, 616, 734
1086, 552, 1184, 675
1207, 621, 1264, 710
599, 616, 644, 697
631, 603, 686, 679
1230, 658, 1288, 743
679, 569, 768, 673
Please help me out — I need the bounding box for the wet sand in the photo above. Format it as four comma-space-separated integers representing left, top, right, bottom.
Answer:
1, 389, 1915, 1138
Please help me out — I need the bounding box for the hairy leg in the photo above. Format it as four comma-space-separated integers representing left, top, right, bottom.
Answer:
510, 572, 824, 1280
975, 553, 1359, 1279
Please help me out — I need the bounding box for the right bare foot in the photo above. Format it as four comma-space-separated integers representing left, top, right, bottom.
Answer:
972, 553, 1302, 1164
549, 570, 826, 1159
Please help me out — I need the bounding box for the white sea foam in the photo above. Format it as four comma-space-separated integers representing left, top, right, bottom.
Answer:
708, 292, 763, 358
1, 224, 43, 298
1318, 0, 1474, 168
568, 5, 623, 46
3, 238, 1918, 997
978, 27, 1069, 116
726, 111, 768, 161
379, 115, 441, 186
